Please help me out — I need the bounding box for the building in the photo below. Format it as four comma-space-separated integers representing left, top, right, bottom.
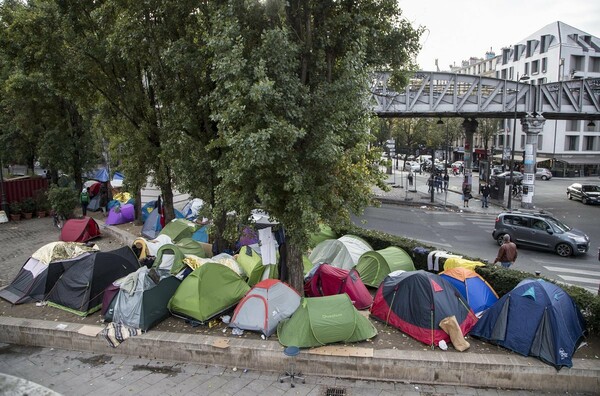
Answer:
450, 21, 600, 176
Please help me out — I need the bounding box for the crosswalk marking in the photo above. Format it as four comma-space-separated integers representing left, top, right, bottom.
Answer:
438, 222, 465, 226
543, 266, 600, 277
558, 275, 600, 285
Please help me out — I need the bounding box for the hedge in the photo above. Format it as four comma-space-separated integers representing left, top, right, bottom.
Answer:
341, 224, 600, 336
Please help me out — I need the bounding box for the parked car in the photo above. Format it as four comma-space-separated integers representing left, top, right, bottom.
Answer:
491, 166, 504, 176
404, 161, 421, 173
535, 168, 552, 181
492, 211, 590, 257
492, 171, 524, 183
566, 183, 600, 205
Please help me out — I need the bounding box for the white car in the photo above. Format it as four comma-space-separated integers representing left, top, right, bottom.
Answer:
404, 161, 421, 172
535, 168, 552, 180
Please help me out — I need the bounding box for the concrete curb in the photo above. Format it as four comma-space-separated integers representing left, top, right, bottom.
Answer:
0, 316, 598, 393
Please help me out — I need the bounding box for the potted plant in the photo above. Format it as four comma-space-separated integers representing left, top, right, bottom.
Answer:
47, 185, 78, 220
9, 201, 22, 221
21, 197, 36, 219
34, 190, 49, 218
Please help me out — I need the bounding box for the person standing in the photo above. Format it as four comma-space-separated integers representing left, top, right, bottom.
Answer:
80, 187, 90, 217
493, 234, 518, 268
443, 173, 449, 191
480, 183, 490, 208
407, 171, 414, 187
462, 184, 471, 207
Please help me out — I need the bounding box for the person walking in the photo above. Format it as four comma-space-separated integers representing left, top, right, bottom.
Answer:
435, 174, 443, 193
80, 187, 90, 217
480, 183, 490, 208
462, 184, 471, 208
493, 234, 518, 268
443, 173, 449, 191
407, 171, 414, 187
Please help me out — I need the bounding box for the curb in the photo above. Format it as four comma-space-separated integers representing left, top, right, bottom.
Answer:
0, 316, 597, 393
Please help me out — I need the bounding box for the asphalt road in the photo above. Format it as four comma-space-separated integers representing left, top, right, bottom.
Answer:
354, 175, 600, 294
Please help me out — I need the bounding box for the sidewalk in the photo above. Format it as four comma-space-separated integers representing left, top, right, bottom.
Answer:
0, 190, 599, 394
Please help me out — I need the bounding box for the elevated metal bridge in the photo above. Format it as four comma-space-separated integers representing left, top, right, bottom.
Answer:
370, 71, 600, 120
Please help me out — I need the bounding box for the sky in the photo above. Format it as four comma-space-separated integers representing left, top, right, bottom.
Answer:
398, 0, 600, 71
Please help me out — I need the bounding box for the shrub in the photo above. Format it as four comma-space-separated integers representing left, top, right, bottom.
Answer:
21, 197, 36, 213
47, 185, 78, 219
33, 189, 50, 212
9, 201, 21, 214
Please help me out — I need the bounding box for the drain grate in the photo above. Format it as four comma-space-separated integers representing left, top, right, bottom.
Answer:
324, 387, 347, 396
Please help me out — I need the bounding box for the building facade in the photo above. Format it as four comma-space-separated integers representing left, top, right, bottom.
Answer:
451, 21, 600, 176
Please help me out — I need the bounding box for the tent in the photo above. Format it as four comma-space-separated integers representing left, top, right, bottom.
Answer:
87, 194, 102, 212
0, 242, 99, 304
309, 235, 373, 270
470, 279, 586, 369
106, 269, 181, 332
60, 218, 101, 243
168, 262, 250, 324
439, 268, 499, 314
152, 238, 207, 277
304, 264, 373, 309
236, 245, 278, 287
105, 203, 135, 225
142, 208, 163, 240
355, 246, 415, 288
132, 234, 172, 260
277, 294, 377, 348
309, 224, 337, 248
229, 279, 301, 337
370, 270, 478, 346
46, 246, 140, 316
443, 257, 485, 271
159, 219, 201, 243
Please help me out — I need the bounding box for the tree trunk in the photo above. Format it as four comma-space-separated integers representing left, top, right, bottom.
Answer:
285, 241, 305, 296
134, 188, 143, 225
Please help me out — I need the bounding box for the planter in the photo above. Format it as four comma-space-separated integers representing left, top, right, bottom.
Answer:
22, 212, 33, 220
10, 213, 21, 221
37, 211, 47, 218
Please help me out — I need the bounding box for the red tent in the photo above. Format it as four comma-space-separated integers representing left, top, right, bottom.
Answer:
60, 218, 101, 243
304, 264, 373, 309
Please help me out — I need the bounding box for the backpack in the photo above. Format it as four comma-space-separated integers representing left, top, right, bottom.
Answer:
80, 190, 90, 204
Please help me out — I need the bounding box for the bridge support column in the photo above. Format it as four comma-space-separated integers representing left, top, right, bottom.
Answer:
462, 118, 478, 199
520, 114, 546, 209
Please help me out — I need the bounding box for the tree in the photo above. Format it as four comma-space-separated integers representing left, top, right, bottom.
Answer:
210, 1, 422, 293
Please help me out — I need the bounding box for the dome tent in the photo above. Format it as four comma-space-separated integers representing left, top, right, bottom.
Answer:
355, 246, 415, 288
309, 235, 372, 270
304, 264, 373, 309
439, 267, 498, 314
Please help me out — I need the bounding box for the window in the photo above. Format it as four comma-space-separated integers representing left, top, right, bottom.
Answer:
509, 67, 514, 80
571, 55, 584, 72
498, 135, 505, 146
501, 69, 507, 79
540, 35, 551, 53
520, 135, 525, 149
524, 63, 529, 75
566, 120, 579, 131
584, 136, 596, 151
531, 60, 540, 74
565, 136, 579, 151
590, 57, 600, 73
542, 58, 547, 73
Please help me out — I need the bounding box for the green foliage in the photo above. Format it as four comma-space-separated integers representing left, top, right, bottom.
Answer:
33, 189, 50, 212
21, 197, 36, 213
47, 185, 77, 219
9, 200, 21, 214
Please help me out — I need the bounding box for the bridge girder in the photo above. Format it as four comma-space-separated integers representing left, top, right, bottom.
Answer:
371, 71, 600, 120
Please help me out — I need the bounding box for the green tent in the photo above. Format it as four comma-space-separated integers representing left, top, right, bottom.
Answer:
159, 219, 201, 243
168, 262, 250, 323
355, 246, 415, 287
309, 224, 337, 248
277, 294, 377, 348
236, 246, 278, 287
153, 238, 207, 276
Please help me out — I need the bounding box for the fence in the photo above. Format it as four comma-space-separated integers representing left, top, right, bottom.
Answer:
3, 177, 49, 204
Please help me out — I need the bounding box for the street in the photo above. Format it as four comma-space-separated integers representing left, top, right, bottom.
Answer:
354, 171, 600, 294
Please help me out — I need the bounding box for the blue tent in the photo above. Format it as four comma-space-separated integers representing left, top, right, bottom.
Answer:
93, 168, 109, 182
142, 209, 163, 240
470, 279, 585, 369
439, 267, 498, 314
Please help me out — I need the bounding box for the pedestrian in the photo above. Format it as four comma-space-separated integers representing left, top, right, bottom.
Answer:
435, 174, 442, 193
408, 171, 414, 186
493, 234, 518, 268
480, 183, 490, 208
443, 173, 449, 191
427, 175, 433, 193
80, 187, 90, 217
462, 184, 471, 208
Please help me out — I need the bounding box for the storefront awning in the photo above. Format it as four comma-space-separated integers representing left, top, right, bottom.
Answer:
553, 156, 600, 165
492, 154, 547, 163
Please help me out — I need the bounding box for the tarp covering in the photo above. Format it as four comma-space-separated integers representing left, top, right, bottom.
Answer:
60, 218, 101, 243
230, 279, 300, 337
470, 279, 586, 369
439, 268, 499, 314
309, 235, 373, 270
370, 270, 478, 346
168, 262, 250, 323
277, 294, 377, 348
355, 246, 415, 288
443, 257, 486, 271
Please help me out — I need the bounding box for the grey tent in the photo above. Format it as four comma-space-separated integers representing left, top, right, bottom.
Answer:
107, 268, 181, 331
229, 279, 300, 337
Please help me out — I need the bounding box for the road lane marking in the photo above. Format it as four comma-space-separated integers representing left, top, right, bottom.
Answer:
557, 275, 599, 285
438, 222, 465, 226
543, 266, 600, 277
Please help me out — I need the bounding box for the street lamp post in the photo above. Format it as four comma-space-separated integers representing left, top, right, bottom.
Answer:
507, 74, 529, 210
0, 156, 7, 214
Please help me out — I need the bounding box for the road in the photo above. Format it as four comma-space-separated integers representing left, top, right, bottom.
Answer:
354, 175, 600, 294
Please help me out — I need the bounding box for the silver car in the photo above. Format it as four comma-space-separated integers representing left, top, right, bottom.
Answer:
492, 211, 590, 257
535, 168, 552, 180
